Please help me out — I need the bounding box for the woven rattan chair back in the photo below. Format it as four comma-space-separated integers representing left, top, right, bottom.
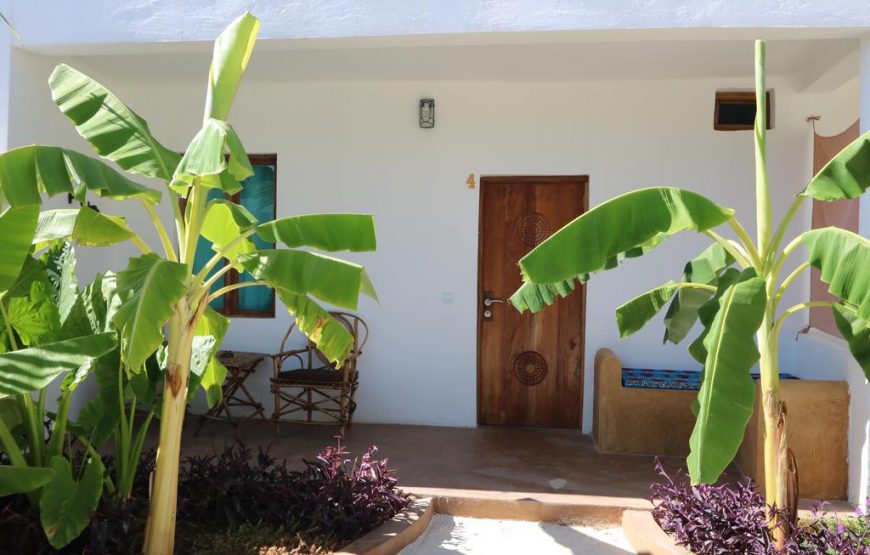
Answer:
270, 312, 368, 434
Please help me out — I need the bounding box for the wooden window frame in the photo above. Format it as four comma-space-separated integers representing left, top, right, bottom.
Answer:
183, 153, 277, 318
714, 91, 773, 131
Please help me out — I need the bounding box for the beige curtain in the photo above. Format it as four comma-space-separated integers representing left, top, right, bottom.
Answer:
810, 120, 860, 335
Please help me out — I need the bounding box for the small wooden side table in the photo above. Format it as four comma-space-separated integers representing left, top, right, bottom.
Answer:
196, 350, 267, 435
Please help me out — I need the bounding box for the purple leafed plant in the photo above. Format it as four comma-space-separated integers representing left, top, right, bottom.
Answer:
650, 461, 870, 554
651, 460, 773, 554
0, 442, 409, 553
179, 440, 410, 542
292, 441, 411, 541
789, 501, 870, 555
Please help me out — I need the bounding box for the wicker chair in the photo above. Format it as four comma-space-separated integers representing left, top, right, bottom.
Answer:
269, 312, 368, 434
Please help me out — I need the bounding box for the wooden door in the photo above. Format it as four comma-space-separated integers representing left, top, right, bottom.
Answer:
477, 176, 587, 428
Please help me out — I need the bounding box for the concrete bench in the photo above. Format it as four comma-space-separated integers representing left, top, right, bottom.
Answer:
592, 348, 849, 500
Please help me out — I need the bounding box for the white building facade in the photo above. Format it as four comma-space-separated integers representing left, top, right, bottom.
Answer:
0, 0, 868, 502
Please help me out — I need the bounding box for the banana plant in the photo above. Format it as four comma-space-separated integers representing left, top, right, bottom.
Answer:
511, 40, 870, 545
69, 270, 163, 505
0, 12, 376, 553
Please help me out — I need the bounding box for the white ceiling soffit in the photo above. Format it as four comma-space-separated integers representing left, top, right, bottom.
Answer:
21, 26, 867, 56
7, 0, 870, 49
57, 36, 859, 84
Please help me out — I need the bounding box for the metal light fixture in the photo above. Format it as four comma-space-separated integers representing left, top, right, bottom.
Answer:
67, 193, 100, 213
419, 98, 435, 128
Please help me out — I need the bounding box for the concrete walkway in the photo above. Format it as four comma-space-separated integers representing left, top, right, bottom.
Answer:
175, 420, 735, 499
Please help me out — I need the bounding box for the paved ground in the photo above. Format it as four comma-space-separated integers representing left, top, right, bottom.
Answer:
169, 419, 737, 500
398, 515, 635, 554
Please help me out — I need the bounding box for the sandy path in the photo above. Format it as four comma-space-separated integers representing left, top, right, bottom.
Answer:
398, 515, 636, 554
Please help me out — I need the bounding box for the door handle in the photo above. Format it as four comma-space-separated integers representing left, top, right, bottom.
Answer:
482, 294, 506, 320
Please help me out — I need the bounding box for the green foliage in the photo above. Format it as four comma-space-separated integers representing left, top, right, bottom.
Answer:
200, 200, 259, 266
276, 291, 357, 365
5, 280, 60, 346
39, 455, 104, 549
240, 249, 377, 309
687, 272, 766, 484
0, 246, 158, 550
49, 64, 181, 182
509, 278, 577, 313
688, 269, 743, 364
257, 214, 378, 251
0, 145, 161, 206
0, 333, 116, 397
113, 254, 188, 371
0, 205, 39, 293
801, 131, 870, 201
171, 118, 253, 194
510, 42, 870, 495
616, 282, 679, 339
801, 227, 870, 320
663, 244, 734, 345
190, 307, 229, 408
0, 465, 54, 497
34, 207, 135, 248
40, 242, 80, 325
0, 12, 377, 552
833, 303, 870, 379
513, 187, 734, 309
203, 12, 261, 121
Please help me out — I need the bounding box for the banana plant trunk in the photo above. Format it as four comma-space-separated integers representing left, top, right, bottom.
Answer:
758, 316, 791, 548
143, 309, 194, 555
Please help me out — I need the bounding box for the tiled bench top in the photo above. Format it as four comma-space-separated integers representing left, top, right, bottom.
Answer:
621, 368, 798, 391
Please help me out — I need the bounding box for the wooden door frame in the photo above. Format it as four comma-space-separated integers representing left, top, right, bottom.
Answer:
476, 175, 589, 427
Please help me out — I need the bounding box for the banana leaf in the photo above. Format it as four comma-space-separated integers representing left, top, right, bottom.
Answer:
112, 254, 188, 371
276, 290, 354, 364
687, 271, 766, 484
199, 199, 258, 266
801, 130, 870, 201
663, 243, 734, 344
510, 279, 577, 313
188, 307, 229, 408
49, 65, 180, 183
801, 227, 870, 320
239, 249, 377, 310
257, 214, 377, 252
171, 118, 253, 194
0, 146, 160, 206
204, 12, 260, 121
514, 188, 734, 311
615, 281, 679, 339
0, 205, 40, 294
832, 302, 870, 379
0, 332, 116, 398
33, 208, 135, 249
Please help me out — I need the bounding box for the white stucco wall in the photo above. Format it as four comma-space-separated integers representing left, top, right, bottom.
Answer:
793, 329, 870, 505
8, 45, 858, 430
5, 0, 870, 49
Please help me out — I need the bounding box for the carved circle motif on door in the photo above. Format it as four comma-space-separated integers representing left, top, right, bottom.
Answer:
513, 351, 548, 386
516, 212, 550, 246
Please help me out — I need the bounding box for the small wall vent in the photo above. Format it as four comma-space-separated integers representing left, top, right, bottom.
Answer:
714, 90, 772, 131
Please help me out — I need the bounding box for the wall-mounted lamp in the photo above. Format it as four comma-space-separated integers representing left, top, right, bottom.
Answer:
67, 193, 100, 213
419, 98, 435, 128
